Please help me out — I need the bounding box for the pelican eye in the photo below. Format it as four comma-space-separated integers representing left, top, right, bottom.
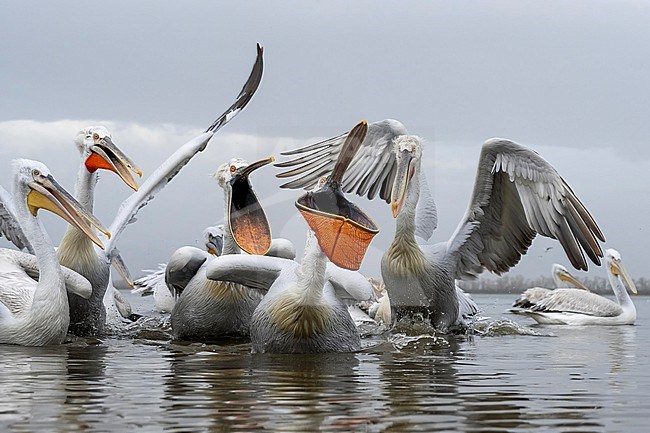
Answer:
32, 169, 41, 178
92, 133, 100, 141
230, 165, 237, 174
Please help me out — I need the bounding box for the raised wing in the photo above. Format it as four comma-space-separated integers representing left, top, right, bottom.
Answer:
132, 264, 166, 297
531, 288, 622, 317
447, 138, 605, 279
0, 185, 33, 253
104, 44, 264, 257
205, 254, 293, 293
276, 119, 407, 202
414, 173, 437, 242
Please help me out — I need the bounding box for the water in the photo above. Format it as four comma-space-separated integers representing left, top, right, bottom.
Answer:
1, 293, 649, 432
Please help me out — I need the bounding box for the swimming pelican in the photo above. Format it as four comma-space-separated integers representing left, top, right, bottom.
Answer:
511, 249, 636, 325
50, 44, 264, 336
206, 120, 378, 353
513, 263, 589, 309
275, 119, 605, 332
0, 159, 108, 346
169, 155, 296, 340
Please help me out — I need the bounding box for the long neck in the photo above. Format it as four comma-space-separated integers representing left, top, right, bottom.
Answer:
294, 230, 328, 305
387, 167, 426, 275
221, 187, 241, 255
609, 272, 634, 310
73, 163, 98, 212
14, 191, 64, 303
57, 163, 102, 273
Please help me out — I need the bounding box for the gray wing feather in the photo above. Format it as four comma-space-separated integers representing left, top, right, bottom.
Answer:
414, 173, 437, 242
276, 119, 408, 202
0, 186, 33, 253
132, 264, 167, 296
531, 288, 622, 317
446, 138, 604, 281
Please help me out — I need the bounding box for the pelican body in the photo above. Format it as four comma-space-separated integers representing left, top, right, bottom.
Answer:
513, 263, 589, 309
0, 160, 108, 346
512, 249, 636, 325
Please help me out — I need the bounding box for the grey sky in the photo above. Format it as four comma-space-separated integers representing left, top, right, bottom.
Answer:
1, 1, 649, 282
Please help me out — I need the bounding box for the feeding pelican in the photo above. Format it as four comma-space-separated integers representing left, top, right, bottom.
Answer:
275, 119, 605, 332
513, 263, 589, 309
0, 160, 108, 346
511, 249, 636, 325
31, 44, 263, 336
206, 120, 378, 353
169, 155, 297, 340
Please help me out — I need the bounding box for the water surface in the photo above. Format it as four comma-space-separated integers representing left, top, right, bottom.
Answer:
1, 293, 648, 432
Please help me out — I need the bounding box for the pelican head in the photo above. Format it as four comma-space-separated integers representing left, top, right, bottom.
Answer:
74, 126, 142, 191
13, 159, 110, 249
203, 225, 224, 256
606, 249, 637, 295
551, 263, 589, 290
295, 120, 379, 271
214, 156, 275, 255
390, 135, 423, 217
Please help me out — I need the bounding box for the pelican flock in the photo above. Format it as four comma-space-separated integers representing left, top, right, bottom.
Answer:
276, 119, 606, 331
0, 45, 641, 349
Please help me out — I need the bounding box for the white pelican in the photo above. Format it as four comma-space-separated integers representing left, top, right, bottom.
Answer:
206, 120, 378, 353
513, 263, 589, 309
0, 160, 109, 346
169, 155, 297, 340
511, 249, 636, 325
275, 119, 605, 332
48, 44, 264, 336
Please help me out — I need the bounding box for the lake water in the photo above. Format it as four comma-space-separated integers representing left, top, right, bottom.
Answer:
1, 293, 649, 432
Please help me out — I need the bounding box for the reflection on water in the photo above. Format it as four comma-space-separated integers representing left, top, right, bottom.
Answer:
0, 294, 648, 432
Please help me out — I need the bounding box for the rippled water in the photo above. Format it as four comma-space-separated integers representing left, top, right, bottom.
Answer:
1, 293, 648, 432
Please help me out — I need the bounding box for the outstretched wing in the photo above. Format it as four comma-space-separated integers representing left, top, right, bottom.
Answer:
132, 264, 167, 297
104, 44, 264, 257
0, 185, 33, 253
276, 119, 407, 202
446, 138, 605, 280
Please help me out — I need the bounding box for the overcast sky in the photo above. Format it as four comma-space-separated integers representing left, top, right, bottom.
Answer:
1, 1, 649, 284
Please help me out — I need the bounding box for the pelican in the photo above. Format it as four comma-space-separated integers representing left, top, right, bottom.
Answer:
41, 44, 264, 336
511, 249, 636, 325
0, 160, 108, 346
513, 263, 589, 309
275, 119, 605, 332
169, 155, 298, 340
206, 120, 378, 353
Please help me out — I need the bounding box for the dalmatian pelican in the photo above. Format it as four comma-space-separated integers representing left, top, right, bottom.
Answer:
511, 249, 636, 325
275, 119, 605, 332
0, 160, 108, 346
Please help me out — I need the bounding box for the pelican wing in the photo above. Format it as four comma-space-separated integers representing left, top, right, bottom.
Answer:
2, 249, 92, 299
205, 254, 293, 293
446, 138, 605, 280
132, 264, 167, 296
0, 185, 33, 253
414, 173, 437, 242
325, 263, 376, 304
0, 250, 35, 317
277, 119, 407, 202
513, 287, 552, 308
104, 44, 264, 258
456, 284, 479, 320
531, 288, 622, 317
